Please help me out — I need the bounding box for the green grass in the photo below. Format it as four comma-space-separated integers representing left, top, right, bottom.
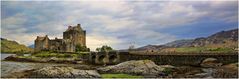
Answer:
33, 51, 79, 58
102, 74, 143, 78
207, 47, 234, 52
173, 47, 234, 53
174, 47, 206, 52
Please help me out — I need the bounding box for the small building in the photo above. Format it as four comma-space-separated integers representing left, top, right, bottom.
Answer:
34, 24, 86, 52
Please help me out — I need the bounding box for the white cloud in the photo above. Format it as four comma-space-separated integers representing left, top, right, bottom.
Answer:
80, 1, 134, 16
134, 2, 208, 28
2, 13, 27, 29
86, 34, 122, 51
88, 15, 139, 31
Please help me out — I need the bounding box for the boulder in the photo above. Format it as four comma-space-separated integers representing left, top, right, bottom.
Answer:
172, 66, 203, 78
200, 58, 222, 68
212, 63, 238, 78
30, 66, 101, 78
97, 60, 165, 77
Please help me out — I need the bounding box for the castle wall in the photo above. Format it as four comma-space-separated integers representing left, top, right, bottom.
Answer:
49, 39, 63, 52
34, 37, 49, 52
34, 40, 42, 52
62, 39, 75, 52
62, 25, 86, 52
63, 30, 86, 46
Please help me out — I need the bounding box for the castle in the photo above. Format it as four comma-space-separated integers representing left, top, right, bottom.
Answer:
34, 24, 86, 52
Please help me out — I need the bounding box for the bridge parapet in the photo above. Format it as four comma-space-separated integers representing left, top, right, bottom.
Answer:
84, 51, 238, 66
129, 51, 238, 55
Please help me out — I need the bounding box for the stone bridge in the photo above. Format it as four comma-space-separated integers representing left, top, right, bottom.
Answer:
83, 51, 238, 66
85, 52, 120, 65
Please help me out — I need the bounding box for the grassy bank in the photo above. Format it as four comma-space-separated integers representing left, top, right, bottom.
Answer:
1, 38, 33, 54
32, 51, 79, 58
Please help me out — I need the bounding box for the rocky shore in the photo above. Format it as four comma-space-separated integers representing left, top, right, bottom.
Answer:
3, 59, 238, 78
4, 55, 80, 64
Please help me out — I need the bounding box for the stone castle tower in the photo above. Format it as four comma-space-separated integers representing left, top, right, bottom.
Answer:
34, 24, 86, 52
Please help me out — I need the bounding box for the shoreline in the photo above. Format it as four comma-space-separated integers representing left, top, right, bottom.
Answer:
3, 55, 81, 64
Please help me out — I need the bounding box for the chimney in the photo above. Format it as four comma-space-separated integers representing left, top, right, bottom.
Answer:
77, 24, 81, 26
68, 26, 72, 28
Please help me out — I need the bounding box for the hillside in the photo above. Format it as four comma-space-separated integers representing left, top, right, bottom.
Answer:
28, 44, 34, 48
135, 28, 238, 52
191, 29, 238, 47
1, 38, 33, 53
135, 45, 165, 51
164, 39, 194, 47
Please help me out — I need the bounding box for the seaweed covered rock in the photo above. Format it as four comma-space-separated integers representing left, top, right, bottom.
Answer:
30, 66, 101, 78
97, 60, 165, 77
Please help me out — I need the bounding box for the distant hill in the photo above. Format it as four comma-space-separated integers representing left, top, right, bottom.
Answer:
136, 45, 165, 51
164, 39, 194, 47
191, 29, 238, 47
1, 38, 33, 53
28, 44, 34, 48
135, 28, 238, 51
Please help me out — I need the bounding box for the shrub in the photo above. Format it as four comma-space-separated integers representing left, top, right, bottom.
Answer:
162, 68, 173, 75
75, 44, 90, 52
96, 45, 114, 52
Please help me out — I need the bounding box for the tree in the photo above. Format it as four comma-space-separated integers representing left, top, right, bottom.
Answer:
96, 48, 101, 52
75, 44, 90, 52
95, 45, 113, 52
128, 45, 135, 51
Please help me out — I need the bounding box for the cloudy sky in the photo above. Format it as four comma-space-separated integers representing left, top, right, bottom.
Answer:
1, 0, 238, 50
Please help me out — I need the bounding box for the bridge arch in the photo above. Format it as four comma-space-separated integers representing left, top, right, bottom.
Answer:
98, 55, 106, 63
109, 54, 117, 63
91, 55, 96, 64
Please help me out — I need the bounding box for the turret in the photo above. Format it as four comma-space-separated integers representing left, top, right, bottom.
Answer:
77, 24, 81, 27
76, 24, 82, 30
36, 36, 39, 39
